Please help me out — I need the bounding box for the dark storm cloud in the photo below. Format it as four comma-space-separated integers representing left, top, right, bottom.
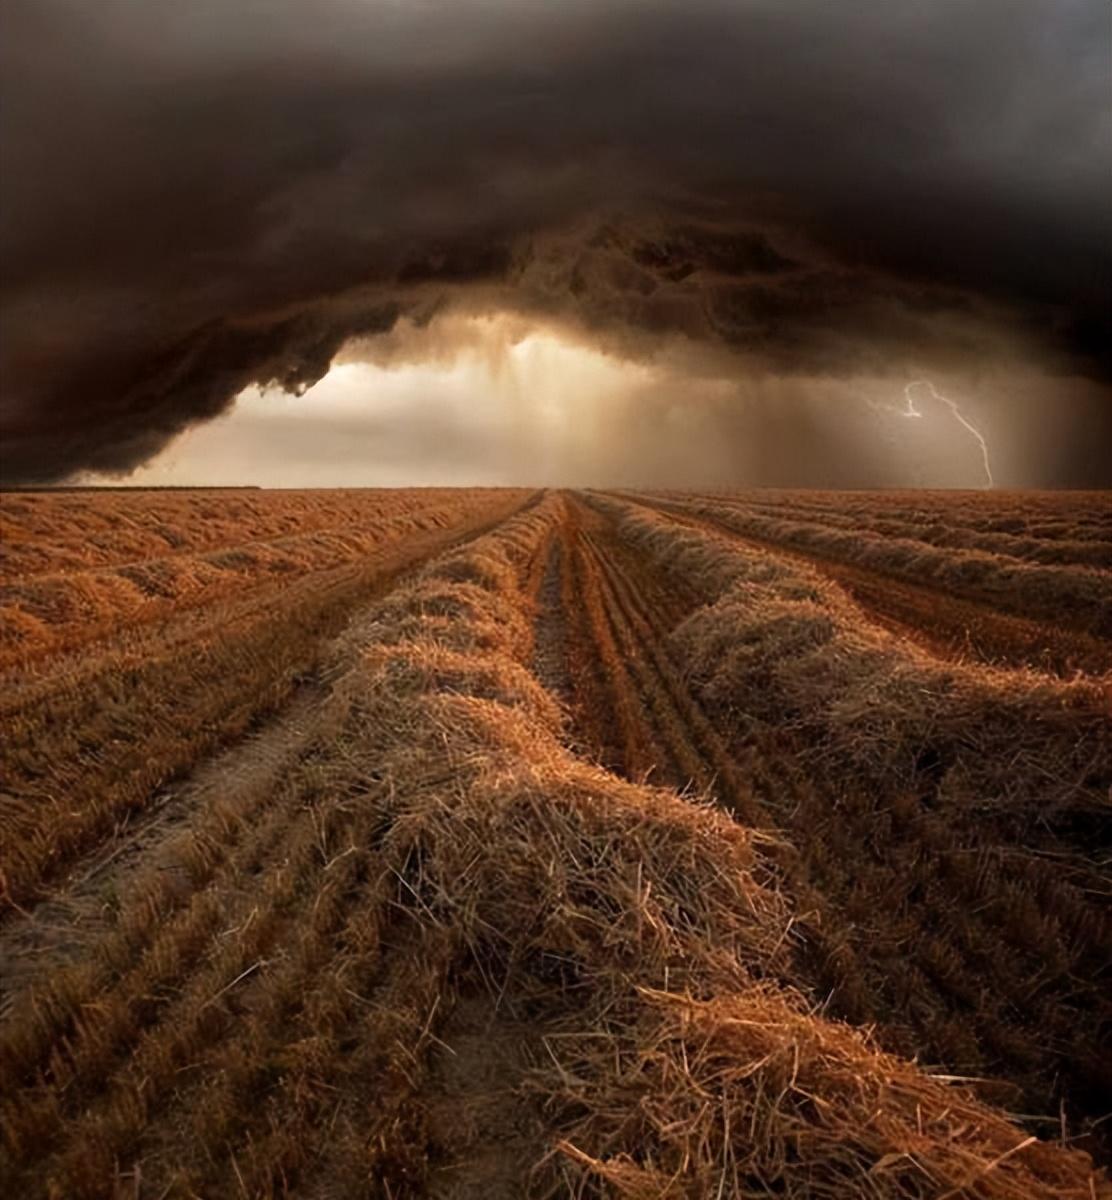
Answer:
1, 0, 1108, 480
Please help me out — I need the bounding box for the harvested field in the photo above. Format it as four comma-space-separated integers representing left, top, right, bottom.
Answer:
0, 488, 516, 667
1, 486, 1109, 1197
637, 490, 1112, 674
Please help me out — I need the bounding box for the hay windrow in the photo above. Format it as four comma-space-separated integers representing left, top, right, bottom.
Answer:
592, 493, 1111, 828
639, 491, 1112, 636
275, 492, 1104, 1195
1, 489, 1106, 1197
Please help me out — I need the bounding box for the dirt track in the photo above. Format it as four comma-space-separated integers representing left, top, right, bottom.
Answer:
548, 499, 766, 829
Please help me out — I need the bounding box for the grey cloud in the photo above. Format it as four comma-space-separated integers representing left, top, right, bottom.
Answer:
1, 0, 1108, 481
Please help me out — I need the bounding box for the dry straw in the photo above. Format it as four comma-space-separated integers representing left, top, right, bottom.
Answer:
292, 494, 1105, 1195
1, 491, 1105, 1196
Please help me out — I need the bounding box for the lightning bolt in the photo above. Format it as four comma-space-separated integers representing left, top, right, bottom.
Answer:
902, 379, 994, 489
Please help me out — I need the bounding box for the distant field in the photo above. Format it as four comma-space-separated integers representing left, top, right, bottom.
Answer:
1, 487, 1109, 1197
0, 488, 519, 665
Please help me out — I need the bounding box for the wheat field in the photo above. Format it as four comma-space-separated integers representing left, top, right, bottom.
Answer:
1, 487, 1109, 1198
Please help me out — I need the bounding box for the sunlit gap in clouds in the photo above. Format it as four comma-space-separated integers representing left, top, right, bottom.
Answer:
104, 316, 663, 488
77, 311, 1096, 490
93, 314, 751, 489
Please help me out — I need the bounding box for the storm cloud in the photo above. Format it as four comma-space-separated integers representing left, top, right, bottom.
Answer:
1, 0, 1109, 482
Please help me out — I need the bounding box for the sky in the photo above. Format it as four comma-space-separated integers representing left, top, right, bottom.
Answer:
2, 0, 1110, 487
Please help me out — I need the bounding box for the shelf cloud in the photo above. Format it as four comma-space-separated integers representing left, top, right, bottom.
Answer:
2, 0, 1109, 482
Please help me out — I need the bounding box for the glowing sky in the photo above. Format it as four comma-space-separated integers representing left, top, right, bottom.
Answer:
89, 314, 1107, 490
108, 321, 717, 487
